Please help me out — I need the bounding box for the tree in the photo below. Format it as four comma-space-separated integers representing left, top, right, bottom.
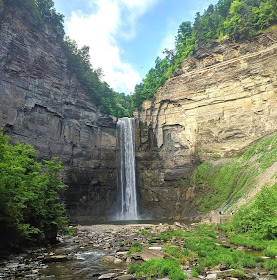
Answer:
0, 133, 68, 248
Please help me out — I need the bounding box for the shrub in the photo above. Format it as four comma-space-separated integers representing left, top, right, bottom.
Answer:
0, 133, 67, 247
128, 258, 187, 280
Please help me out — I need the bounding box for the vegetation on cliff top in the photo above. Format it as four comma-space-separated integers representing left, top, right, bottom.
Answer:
0, 133, 68, 249
131, 0, 277, 110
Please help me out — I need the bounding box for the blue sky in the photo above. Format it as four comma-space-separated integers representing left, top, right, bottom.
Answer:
54, 0, 218, 94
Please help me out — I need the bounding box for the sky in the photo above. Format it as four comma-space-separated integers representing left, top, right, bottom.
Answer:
54, 0, 218, 94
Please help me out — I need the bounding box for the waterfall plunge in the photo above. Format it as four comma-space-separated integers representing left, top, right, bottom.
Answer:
116, 118, 138, 220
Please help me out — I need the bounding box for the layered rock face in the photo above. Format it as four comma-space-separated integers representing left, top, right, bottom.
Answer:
0, 2, 117, 222
134, 31, 277, 219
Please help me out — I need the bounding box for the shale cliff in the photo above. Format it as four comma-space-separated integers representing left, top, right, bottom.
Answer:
134, 31, 277, 219
0, 2, 117, 222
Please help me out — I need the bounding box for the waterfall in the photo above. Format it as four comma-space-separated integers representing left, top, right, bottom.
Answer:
116, 117, 138, 220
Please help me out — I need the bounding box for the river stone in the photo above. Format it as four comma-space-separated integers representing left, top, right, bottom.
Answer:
206, 273, 217, 280
148, 246, 162, 250
116, 251, 128, 256
98, 273, 116, 279
114, 258, 123, 264
213, 269, 234, 277
115, 275, 135, 280
100, 256, 116, 263
6, 264, 19, 269
136, 248, 165, 261
44, 255, 69, 263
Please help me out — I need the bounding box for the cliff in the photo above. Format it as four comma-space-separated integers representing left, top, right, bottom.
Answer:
134, 30, 277, 219
0, 1, 117, 222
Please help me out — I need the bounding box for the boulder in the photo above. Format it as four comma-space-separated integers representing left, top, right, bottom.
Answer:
99, 273, 117, 279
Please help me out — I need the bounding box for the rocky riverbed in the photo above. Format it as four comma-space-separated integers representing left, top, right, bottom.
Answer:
0, 223, 276, 280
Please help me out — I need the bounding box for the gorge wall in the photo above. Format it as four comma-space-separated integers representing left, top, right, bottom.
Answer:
134, 31, 277, 219
0, 1, 117, 222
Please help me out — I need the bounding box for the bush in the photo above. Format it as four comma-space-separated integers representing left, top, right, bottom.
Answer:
231, 184, 277, 240
0, 133, 67, 248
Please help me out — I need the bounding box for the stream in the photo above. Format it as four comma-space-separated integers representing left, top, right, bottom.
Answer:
0, 222, 276, 280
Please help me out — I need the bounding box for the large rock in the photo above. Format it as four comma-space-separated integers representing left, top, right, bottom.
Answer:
135, 248, 165, 261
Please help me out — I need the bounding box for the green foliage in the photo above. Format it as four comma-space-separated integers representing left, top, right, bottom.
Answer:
138, 229, 149, 235
231, 270, 245, 279
191, 271, 199, 277
7, 0, 65, 39
128, 258, 187, 280
62, 37, 131, 118
231, 184, 277, 239
265, 259, 277, 276
264, 242, 277, 257
127, 242, 143, 254
252, 0, 277, 30
228, 234, 270, 249
192, 133, 277, 213
163, 245, 191, 264
154, 228, 217, 242
131, 0, 277, 111
183, 237, 256, 270
0, 133, 67, 247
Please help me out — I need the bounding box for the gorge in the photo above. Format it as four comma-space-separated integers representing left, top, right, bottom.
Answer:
1, 1, 277, 279
0, 0, 277, 224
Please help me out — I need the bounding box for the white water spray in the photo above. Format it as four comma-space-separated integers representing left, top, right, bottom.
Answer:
116, 118, 138, 220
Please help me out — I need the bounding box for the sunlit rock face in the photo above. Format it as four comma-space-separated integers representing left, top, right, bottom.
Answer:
0, 2, 117, 222
134, 31, 277, 219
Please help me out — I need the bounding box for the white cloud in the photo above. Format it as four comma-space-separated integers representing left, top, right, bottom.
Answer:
65, 0, 159, 94
156, 18, 177, 59
189, 0, 219, 19
158, 33, 175, 58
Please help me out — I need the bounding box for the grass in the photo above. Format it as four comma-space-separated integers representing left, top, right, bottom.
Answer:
228, 234, 270, 250
231, 270, 245, 279
265, 259, 277, 277
163, 245, 191, 264
138, 229, 149, 235
191, 132, 277, 213
128, 258, 187, 280
127, 242, 143, 255
183, 237, 256, 270
264, 241, 277, 257
154, 228, 216, 242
